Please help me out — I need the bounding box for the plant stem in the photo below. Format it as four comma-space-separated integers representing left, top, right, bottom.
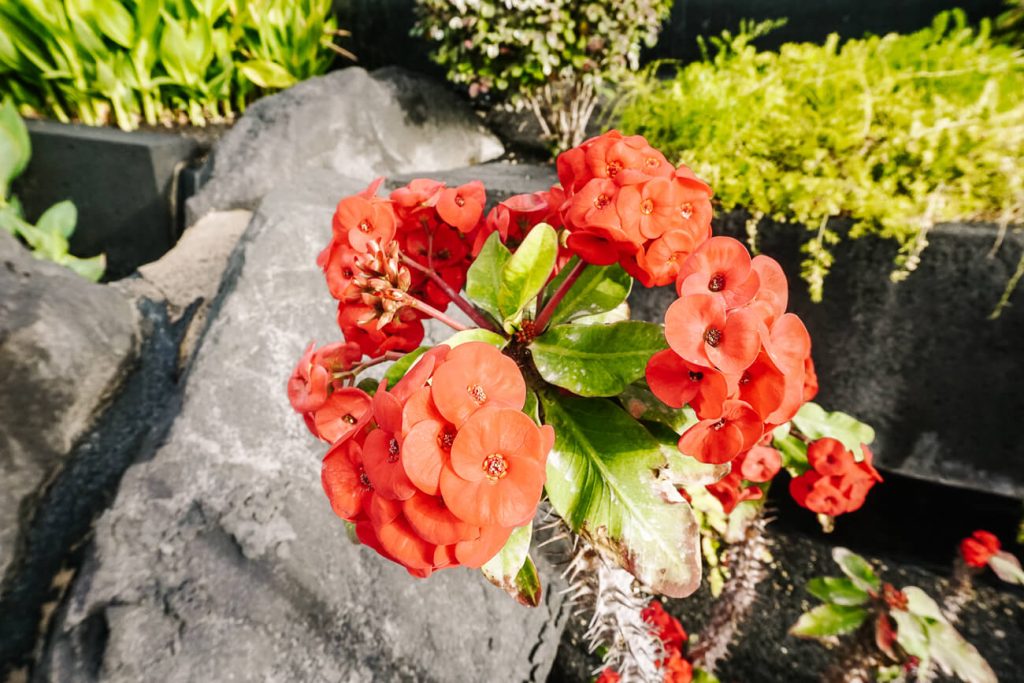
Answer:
335, 350, 406, 384
400, 254, 499, 333
690, 514, 770, 675
535, 259, 587, 332
390, 290, 469, 332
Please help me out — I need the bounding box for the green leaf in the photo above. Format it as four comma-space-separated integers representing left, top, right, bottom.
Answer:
806, 577, 870, 606
540, 393, 701, 597
465, 231, 511, 322
891, 609, 930, 661
35, 200, 76, 239
530, 321, 668, 397
481, 523, 541, 606
443, 328, 506, 348
545, 258, 632, 326
619, 382, 697, 433
691, 670, 722, 683
497, 223, 557, 323
899, 588, 996, 683
789, 603, 869, 639
60, 253, 105, 281
773, 431, 809, 471
832, 548, 881, 592
0, 98, 30, 197
791, 402, 875, 453
383, 347, 428, 388
645, 420, 728, 488
573, 301, 631, 326
989, 551, 1024, 585
238, 59, 297, 89
91, 0, 136, 48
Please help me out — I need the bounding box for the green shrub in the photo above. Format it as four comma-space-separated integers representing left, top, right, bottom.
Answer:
613, 12, 1024, 301
0, 0, 349, 131
0, 99, 104, 280
413, 0, 673, 151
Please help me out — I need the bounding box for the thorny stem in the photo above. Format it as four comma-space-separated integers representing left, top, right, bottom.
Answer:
400, 254, 499, 333
535, 259, 588, 332
690, 514, 770, 674
390, 290, 470, 333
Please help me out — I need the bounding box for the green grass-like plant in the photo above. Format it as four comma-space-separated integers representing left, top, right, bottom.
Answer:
0, 0, 350, 131
613, 12, 1024, 301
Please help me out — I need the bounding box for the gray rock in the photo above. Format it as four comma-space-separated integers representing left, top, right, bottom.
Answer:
40, 170, 565, 682
389, 161, 557, 205
0, 231, 139, 581
186, 67, 504, 224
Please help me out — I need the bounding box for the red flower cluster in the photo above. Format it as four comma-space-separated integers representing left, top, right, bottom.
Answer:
309, 342, 552, 577
318, 177, 489, 358
960, 530, 1001, 568
554, 130, 713, 287
597, 600, 693, 683
647, 236, 816, 467
706, 442, 783, 514
789, 438, 883, 517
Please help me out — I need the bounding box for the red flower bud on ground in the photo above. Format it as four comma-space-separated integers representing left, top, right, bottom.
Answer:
960, 530, 1002, 567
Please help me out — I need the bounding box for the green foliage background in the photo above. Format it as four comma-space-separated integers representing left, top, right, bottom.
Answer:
0, 0, 344, 131
614, 12, 1024, 300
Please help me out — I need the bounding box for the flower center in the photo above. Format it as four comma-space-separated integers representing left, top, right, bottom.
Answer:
708, 273, 725, 292
704, 328, 722, 347
386, 438, 400, 463
594, 193, 611, 210
711, 418, 728, 431
645, 156, 660, 168
342, 413, 357, 425
688, 370, 704, 382
342, 267, 354, 278
358, 468, 373, 491
437, 426, 457, 452
467, 384, 487, 404
482, 453, 509, 481
739, 371, 751, 385
640, 199, 654, 215
680, 202, 694, 219
454, 195, 466, 207
606, 160, 622, 177
358, 220, 372, 233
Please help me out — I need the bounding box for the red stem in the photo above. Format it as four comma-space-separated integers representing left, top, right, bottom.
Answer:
392, 290, 470, 332
535, 259, 588, 332
400, 254, 499, 333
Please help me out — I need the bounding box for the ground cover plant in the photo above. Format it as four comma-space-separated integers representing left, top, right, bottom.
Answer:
0, 99, 103, 279
0, 0, 350, 130
287, 130, 895, 680
413, 0, 673, 150
613, 11, 1024, 302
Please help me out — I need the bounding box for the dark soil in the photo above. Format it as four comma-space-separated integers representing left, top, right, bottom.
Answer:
549, 472, 1024, 682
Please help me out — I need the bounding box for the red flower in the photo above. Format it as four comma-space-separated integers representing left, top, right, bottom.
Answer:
321, 439, 374, 521
645, 349, 727, 419
960, 530, 1001, 568
807, 438, 857, 476
333, 193, 396, 252
617, 177, 682, 240
706, 470, 763, 513
749, 254, 789, 324
437, 181, 486, 233
677, 236, 760, 309
312, 387, 372, 443
337, 304, 425, 358
664, 294, 761, 374
440, 408, 549, 527
288, 342, 332, 413
642, 600, 688, 653
677, 400, 763, 464
662, 650, 693, 683
629, 226, 708, 287
725, 349, 786, 420
737, 445, 782, 483
595, 670, 621, 683
430, 342, 527, 427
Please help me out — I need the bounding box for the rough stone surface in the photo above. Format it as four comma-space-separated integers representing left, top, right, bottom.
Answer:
630, 215, 1024, 498
186, 67, 504, 224
39, 170, 566, 682
119, 209, 252, 365
389, 161, 557, 205
0, 231, 139, 581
